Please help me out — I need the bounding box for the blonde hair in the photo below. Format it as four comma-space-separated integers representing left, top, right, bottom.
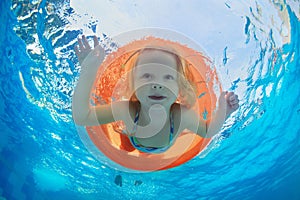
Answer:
123, 47, 197, 108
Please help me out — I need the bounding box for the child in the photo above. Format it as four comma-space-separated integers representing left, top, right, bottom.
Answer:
72, 35, 239, 154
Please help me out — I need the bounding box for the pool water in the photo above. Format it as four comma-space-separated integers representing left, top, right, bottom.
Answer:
0, 0, 300, 199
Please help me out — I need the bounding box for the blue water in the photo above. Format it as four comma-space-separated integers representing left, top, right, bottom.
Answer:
1, 0, 300, 199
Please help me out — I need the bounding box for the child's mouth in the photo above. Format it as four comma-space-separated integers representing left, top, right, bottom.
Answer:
148, 95, 166, 100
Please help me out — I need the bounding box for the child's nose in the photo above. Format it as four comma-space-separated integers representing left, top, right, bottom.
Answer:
151, 84, 164, 90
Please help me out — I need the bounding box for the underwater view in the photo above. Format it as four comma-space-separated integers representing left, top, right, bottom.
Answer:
0, 0, 300, 199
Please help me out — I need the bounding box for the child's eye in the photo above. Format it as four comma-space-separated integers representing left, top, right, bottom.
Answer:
165, 75, 175, 80
141, 73, 152, 79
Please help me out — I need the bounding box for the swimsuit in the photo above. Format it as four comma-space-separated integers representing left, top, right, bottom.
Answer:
129, 109, 175, 153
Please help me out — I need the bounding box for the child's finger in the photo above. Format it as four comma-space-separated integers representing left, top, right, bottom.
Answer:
231, 104, 239, 110
229, 94, 238, 101
226, 92, 234, 98
93, 36, 99, 48
74, 45, 80, 56
78, 37, 84, 50
225, 91, 233, 99
82, 35, 91, 49
230, 99, 239, 105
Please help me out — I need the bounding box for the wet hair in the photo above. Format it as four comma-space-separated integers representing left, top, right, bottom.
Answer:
123, 47, 197, 107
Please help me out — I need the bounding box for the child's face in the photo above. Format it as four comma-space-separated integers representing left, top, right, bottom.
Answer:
133, 50, 179, 107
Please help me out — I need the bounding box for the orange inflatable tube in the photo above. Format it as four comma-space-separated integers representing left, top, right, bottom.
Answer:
85, 37, 220, 171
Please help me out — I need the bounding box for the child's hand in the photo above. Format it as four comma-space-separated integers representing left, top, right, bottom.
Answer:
219, 91, 240, 118
74, 35, 103, 66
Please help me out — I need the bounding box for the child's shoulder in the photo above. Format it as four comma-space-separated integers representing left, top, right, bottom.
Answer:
171, 103, 190, 113
117, 100, 140, 122
172, 103, 196, 123
112, 100, 139, 109
171, 103, 191, 122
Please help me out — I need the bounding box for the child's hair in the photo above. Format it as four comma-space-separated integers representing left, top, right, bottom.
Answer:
123, 46, 197, 108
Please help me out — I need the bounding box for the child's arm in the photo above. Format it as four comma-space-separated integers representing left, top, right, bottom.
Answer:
72, 35, 114, 126
204, 91, 239, 138
185, 91, 239, 138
